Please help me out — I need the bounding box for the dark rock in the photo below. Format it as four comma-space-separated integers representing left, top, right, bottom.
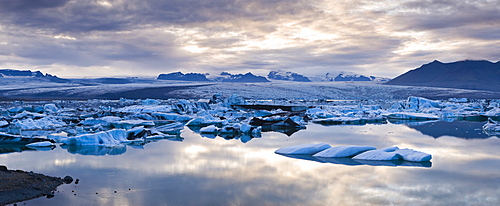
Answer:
0, 165, 7, 171
63, 176, 74, 184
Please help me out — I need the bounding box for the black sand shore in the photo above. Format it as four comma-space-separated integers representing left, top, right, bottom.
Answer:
0, 166, 67, 206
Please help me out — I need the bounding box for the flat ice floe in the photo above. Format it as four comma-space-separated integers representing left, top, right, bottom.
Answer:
313, 145, 376, 158
275, 143, 332, 155
276, 144, 432, 164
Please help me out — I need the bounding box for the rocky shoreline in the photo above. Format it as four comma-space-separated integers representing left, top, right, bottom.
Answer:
0, 165, 70, 206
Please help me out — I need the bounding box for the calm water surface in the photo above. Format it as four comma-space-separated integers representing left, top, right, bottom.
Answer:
2, 122, 500, 206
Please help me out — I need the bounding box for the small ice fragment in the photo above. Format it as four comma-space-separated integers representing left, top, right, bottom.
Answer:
26, 141, 55, 147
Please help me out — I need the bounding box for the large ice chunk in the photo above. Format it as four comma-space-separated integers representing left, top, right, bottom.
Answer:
186, 115, 225, 127
395, 148, 432, 162
352, 147, 402, 161
200, 125, 219, 133
13, 117, 66, 130
222, 94, 246, 107
313, 145, 376, 158
26, 141, 55, 147
483, 118, 500, 132
0, 120, 8, 127
275, 143, 331, 155
151, 112, 192, 122
65, 129, 128, 146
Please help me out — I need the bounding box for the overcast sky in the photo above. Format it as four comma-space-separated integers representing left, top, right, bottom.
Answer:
0, 0, 499, 78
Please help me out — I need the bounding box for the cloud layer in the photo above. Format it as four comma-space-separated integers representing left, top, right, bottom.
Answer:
0, 0, 499, 78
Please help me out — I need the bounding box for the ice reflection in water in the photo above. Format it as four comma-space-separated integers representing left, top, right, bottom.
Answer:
0, 123, 499, 205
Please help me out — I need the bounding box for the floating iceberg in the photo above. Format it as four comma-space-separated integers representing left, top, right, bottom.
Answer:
313, 145, 376, 158
186, 116, 226, 127
352, 147, 402, 161
0, 133, 53, 144
200, 125, 219, 133
275, 143, 331, 155
13, 117, 66, 130
278, 144, 432, 163
0, 120, 8, 127
26, 141, 55, 147
155, 122, 185, 134
394, 148, 432, 162
64, 129, 128, 146
352, 146, 432, 162
483, 118, 500, 134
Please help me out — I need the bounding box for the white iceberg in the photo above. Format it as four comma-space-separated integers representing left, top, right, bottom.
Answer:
483, 118, 500, 132
64, 129, 128, 146
26, 141, 55, 147
313, 145, 376, 158
0, 120, 8, 127
200, 125, 219, 133
395, 148, 432, 162
222, 94, 247, 107
13, 117, 66, 130
43, 103, 59, 113
352, 146, 402, 161
275, 143, 331, 155
155, 122, 185, 134
485, 108, 500, 117
81, 116, 122, 127
186, 115, 225, 127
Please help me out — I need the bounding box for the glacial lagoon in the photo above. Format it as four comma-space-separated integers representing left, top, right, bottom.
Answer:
2, 121, 500, 206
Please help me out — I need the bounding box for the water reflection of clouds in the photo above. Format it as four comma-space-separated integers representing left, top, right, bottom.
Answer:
4, 123, 500, 205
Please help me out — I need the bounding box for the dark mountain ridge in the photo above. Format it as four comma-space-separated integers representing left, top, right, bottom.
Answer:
0, 69, 69, 83
386, 60, 500, 91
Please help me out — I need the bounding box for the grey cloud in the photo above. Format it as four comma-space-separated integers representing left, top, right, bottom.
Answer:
393, 1, 500, 32
0, 0, 316, 34
0, 0, 69, 11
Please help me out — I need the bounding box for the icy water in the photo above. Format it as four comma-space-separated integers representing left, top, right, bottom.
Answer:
2, 122, 500, 206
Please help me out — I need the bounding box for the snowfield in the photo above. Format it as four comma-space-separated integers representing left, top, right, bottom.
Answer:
1, 78, 500, 100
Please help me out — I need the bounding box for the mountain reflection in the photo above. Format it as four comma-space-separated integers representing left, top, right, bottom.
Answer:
406, 121, 496, 139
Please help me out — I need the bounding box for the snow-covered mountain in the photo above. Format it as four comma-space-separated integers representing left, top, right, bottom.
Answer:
212, 72, 270, 82
310, 72, 390, 82
0, 69, 69, 83
267, 71, 311, 82
157, 72, 210, 81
